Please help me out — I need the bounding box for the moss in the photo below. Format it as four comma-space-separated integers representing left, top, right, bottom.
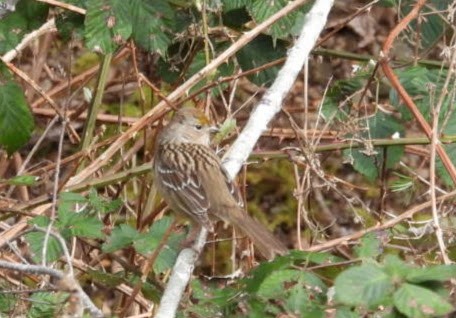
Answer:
246, 159, 297, 229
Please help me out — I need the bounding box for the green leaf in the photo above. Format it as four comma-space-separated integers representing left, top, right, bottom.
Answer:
222, 0, 248, 11
0, 81, 34, 154
28, 292, 68, 318
322, 68, 371, 121
185, 46, 234, 95
250, 267, 326, 315
25, 232, 63, 263
436, 144, 456, 186
134, 217, 181, 273
57, 191, 88, 217
102, 224, 139, 252
247, 0, 297, 40
394, 283, 453, 318
57, 211, 104, 239
84, 0, 132, 53
383, 255, 412, 280
402, 1, 447, 50
56, 11, 85, 41
335, 307, 359, 318
129, 0, 174, 55
0, 0, 49, 53
134, 217, 174, 254
256, 269, 300, 298
244, 255, 291, 293
88, 188, 122, 214
0, 287, 15, 312
236, 35, 287, 86
343, 112, 404, 181
1, 175, 38, 186
354, 232, 382, 259
287, 249, 344, 264
334, 263, 393, 307
405, 265, 456, 283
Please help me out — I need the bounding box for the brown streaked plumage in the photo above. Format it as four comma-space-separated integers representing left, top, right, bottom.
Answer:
154, 108, 287, 259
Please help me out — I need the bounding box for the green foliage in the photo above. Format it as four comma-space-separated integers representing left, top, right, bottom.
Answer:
83, 0, 174, 54
0, 0, 49, 53
343, 112, 405, 181
393, 284, 453, 318
0, 80, 35, 154
401, 0, 448, 50
390, 66, 456, 185
84, 0, 132, 53
25, 190, 115, 263
0, 289, 14, 313
354, 232, 382, 259
186, 47, 235, 94
28, 292, 69, 318
247, 0, 297, 41
335, 262, 394, 307
103, 216, 182, 273
182, 251, 330, 317
221, 0, 249, 11
128, 0, 174, 55
180, 236, 455, 317
335, 250, 456, 317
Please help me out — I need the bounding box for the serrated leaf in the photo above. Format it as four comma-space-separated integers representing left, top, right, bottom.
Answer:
84, 0, 132, 53
25, 232, 63, 263
436, 144, 456, 187
0, 81, 34, 154
28, 292, 68, 318
0, 0, 48, 53
102, 224, 139, 252
134, 217, 174, 254
394, 283, 453, 318
406, 265, 456, 283
334, 263, 393, 307
133, 217, 180, 273
256, 269, 300, 298
247, 0, 296, 40
58, 211, 104, 239
354, 232, 382, 259
244, 255, 290, 293
383, 255, 412, 279
403, 1, 447, 50
58, 191, 88, 216
129, 0, 174, 55
343, 112, 404, 181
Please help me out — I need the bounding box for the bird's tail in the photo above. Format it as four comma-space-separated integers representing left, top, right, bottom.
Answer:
230, 210, 287, 260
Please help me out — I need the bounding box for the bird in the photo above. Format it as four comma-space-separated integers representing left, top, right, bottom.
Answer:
153, 107, 287, 259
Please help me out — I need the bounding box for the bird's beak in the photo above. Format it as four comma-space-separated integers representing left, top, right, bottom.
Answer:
209, 126, 219, 134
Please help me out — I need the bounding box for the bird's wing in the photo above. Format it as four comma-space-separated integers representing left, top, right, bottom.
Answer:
219, 165, 244, 209
155, 144, 213, 231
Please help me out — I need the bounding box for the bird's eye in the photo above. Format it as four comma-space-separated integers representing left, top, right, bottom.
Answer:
195, 124, 202, 130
